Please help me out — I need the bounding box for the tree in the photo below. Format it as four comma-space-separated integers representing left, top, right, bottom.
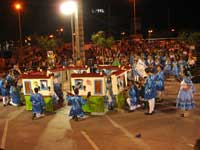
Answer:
178, 32, 200, 47
91, 31, 114, 48
188, 32, 200, 47
91, 31, 115, 64
36, 36, 57, 51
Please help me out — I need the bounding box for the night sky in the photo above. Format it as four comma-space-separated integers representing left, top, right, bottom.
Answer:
0, 0, 200, 41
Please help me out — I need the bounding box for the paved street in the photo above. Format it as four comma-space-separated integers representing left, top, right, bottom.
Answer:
0, 79, 200, 150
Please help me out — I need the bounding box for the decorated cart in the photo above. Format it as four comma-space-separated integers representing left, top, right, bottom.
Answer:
21, 72, 55, 112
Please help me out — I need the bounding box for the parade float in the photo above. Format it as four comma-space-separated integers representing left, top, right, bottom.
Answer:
21, 65, 131, 114
21, 72, 55, 112
69, 66, 131, 114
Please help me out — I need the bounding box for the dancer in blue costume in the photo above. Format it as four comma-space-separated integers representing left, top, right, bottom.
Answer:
172, 59, 179, 78
144, 68, 157, 115
9, 82, 21, 106
126, 80, 141, 112
176, 71, 195, 117
105, 77, 115, 110
0, 77, 3, 98
1, 78, 9, 106
66, 88, 88, 121
164, 57, 171, 77
30, 88, 45, 119
155, 65, 165, 102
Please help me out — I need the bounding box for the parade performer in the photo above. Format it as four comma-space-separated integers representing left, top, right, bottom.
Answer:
30, 88, 45, 119
126, 80, 141, 112
155, 65, 165, 102
66, 88, 88, 121
105, 77, 115, 111
53, 77, 64, 104
144, 68, 157, 115
0, 77, 3, 99
9, 82, 21, 106
172, 59, 179, 78
176, 71, 195, 117
1, 78, 9, 106
164, 57, 171, 77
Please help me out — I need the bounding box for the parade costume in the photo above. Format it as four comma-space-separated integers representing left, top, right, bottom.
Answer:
172, 61, 179, 77
0, 79, 3, 96
1, 80, 9, 106
155, 71, 165, 91
30, 89, 45, 119
144, 72, 157, 114
53, 83, 64, 104
66, 90, 87, 120
126, 84, 140, 111
164, 60, 171, 76
9, 85, 21, 106
176, 77, 195, 111
105, 79, 115, 110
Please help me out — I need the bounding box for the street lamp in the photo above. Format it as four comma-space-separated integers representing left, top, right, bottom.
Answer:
148, 29, 153, 43
60, 1, 77, 63
14, 2, 23, 52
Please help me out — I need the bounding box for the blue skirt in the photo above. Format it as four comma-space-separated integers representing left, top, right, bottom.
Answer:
176, 89, 195, 110
156, 80, 164, 91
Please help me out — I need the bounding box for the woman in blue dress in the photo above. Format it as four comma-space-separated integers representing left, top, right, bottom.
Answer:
30, 88, 45, 119
144, 68, 157, 115
155, 65, 165, 102
164, 57, 171, 77
66, 88, 87, 121
176, 71, 195, 117
172, 59, 179, 78
1, 79, 9, 106
9, 82, 21, 106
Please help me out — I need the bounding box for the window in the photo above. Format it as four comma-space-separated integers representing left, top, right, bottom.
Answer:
40, 80, 48, 90
94, 80, 102, 95
74, 79, 83, 90
24, 81, 32, 94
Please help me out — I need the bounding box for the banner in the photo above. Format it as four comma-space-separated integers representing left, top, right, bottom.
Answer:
135, 59, 147, 78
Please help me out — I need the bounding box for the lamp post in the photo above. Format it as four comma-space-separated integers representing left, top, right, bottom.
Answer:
133, 0, 136, 35
15, 2, 23, 52
148, 29, 153, 43
60, 1, 77, 64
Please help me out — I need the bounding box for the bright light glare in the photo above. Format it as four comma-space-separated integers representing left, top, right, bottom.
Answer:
60, 1, 77, 15
15, 3, 22, 10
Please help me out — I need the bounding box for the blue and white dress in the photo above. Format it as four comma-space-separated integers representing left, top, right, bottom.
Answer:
66, 95, 87, 117
172, 61, 179, 77
176, 77, 195, 110
10, 85, 21, 105
105, 80, 115, 108
128, 85, 139, 106
164, 61, 171, 76
144, 75, 157, 100
155, 71, 165, 91
0, 80, 9, 97
0, 79, 3, 95
30, 93, 45, 114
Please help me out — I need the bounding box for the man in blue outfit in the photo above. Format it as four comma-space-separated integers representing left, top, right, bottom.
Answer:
66, 88, 87, 121
144, 68, 157, 115
126, 80, 141, 112
30, 88, 45, 119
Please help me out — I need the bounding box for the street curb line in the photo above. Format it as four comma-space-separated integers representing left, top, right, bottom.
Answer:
105, 115, 151, 150
0, 120, 9, 150
81, 131, 100, 150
